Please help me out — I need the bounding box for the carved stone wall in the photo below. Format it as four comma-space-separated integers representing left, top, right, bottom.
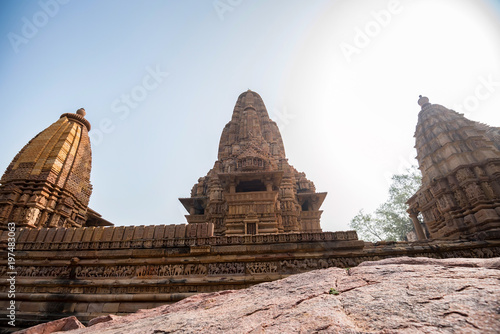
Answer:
407, 97, 500, 239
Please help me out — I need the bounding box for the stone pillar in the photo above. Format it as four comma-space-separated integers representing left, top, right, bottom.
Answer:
265, 181, 273, 192
409, 210, 426, 240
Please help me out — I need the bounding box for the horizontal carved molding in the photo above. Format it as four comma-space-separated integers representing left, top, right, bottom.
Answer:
12, 231, 359, 251
1, 246, 499, 281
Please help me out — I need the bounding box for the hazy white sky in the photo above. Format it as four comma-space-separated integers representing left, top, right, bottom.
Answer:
1, 0, 499, 233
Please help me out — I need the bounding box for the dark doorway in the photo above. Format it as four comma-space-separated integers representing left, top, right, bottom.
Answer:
236, 180, 266, 192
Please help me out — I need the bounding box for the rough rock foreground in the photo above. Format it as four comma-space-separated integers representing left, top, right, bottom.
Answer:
19, 257, 500, 334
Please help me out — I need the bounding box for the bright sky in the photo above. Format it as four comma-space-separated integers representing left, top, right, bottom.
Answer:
1, 0, 499, 233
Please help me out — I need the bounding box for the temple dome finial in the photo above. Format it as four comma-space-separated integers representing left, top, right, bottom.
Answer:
60, 108, 91, 131
418, 95, 430, 109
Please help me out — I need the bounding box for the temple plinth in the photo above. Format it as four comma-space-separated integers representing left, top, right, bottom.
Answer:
179, 90, 326, 235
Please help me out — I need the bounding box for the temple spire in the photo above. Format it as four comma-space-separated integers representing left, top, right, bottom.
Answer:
0, 107, 107, 229
180, 90, 326, 236
407, 99, 500, 239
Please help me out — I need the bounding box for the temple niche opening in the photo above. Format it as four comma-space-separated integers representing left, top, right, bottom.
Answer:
179, 90, 327, 236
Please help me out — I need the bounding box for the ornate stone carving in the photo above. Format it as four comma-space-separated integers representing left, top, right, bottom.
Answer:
23, 207, 40, 227
456, 168, 474, 183
246, 262, 278, 274
209, 262, 245, 275
465, 183, 484, 202
454, 190, 468, 208
16, 266, 71, 278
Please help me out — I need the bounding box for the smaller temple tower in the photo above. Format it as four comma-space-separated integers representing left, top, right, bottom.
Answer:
179, 90, 326, 236
407, 96, 500, 240
0, 108, 110, 229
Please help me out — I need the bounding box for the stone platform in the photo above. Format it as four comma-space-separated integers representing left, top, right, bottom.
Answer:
1, 225, 499, 332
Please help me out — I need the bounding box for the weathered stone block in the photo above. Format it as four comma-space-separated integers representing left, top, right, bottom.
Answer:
118, 302, 152, 313
74, 303, 89, 313
18, 302, 40, 313
464, 214, 477, 226
474, 209, 499, 224
87, 303, 104, 314
62, 302, 76, 313
102, 303, 120, 313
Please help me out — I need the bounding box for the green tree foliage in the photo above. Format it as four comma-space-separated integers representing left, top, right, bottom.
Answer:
350, 166, 422, 242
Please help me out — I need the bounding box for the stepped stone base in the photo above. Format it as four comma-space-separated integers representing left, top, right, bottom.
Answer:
1, 225, 499, 332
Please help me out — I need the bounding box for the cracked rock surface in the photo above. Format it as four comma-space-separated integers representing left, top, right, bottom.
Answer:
58, 257, 500, 333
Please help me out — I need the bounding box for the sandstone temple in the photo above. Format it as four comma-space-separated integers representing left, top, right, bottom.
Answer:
0, 92, 499, 332
0, 108, 110, 230
407, 96, 500, 241
180, 90, 326, 236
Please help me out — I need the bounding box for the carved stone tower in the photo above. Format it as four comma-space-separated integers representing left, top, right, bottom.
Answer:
0, 109, 109, 229
407, 96, 500, 240
179, 90, 327, 236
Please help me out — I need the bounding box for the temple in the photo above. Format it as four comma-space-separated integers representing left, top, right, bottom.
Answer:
0, 108, 111, 230
407, 96, 500, 240
179, 90, 326, 235
0, 92, 499, 332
